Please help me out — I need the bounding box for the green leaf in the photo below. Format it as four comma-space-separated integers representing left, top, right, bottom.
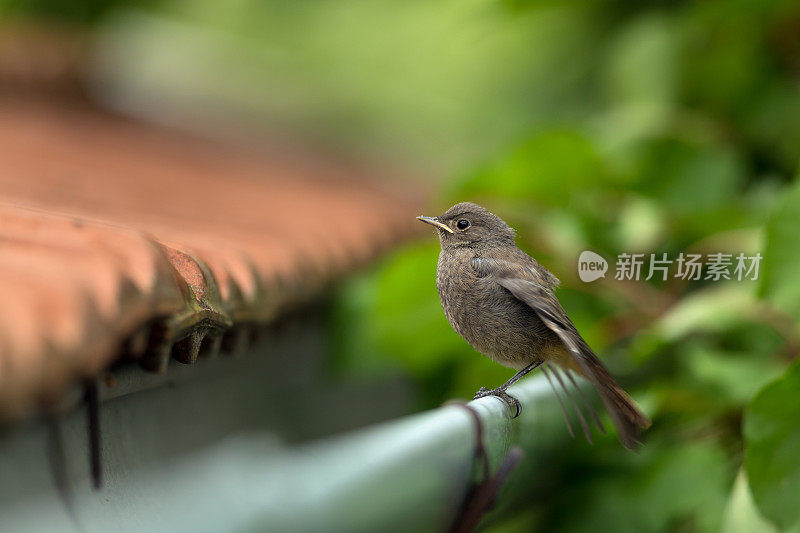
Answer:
721, 469, 776, 533
745, 359, 800, 530
372, 242, 470, 374
605, 14, 677, 106
683, 345, 783, 406
634, 139, 745, 215
760, 179, 800, 318
453, 129, 606, 207
653, 285, 757, 342
557, 441, 729, 532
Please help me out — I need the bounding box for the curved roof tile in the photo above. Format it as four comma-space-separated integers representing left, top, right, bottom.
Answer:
0, 100, 421, 418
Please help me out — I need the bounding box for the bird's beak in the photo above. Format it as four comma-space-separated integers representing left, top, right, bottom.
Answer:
416, 215, 454, 234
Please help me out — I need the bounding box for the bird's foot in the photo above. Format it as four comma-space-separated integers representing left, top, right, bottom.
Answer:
473, 387, 522, 418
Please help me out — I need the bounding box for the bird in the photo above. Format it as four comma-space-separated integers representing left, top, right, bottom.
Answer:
417, 202, 650, 450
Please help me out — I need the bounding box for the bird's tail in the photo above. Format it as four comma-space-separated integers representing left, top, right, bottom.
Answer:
578, 349, 651, 450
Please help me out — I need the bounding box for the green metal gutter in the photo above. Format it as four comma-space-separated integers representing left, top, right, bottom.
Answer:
0, 371, 559, 532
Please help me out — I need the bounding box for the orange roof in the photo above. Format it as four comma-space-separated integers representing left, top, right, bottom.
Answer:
0, 99, 421, 419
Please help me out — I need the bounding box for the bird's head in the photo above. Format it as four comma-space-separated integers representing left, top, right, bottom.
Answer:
417, 202, 516, 250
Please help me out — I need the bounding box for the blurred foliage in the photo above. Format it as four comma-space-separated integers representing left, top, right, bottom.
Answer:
6, 0, 800, 530
745, 360, 800, 530
761, 180, 800, 317
0, 0, 156, 23
325, 1, 800, 531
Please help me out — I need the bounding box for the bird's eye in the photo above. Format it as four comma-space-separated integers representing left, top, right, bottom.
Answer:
456, 219, 470, 230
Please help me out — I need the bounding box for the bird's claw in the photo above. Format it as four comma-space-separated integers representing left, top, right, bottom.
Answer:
473, 386, 490, 398
472, 387, 522, 418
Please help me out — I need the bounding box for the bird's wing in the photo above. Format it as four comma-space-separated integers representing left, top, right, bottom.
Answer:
470, 256, 650, 450
469, 257, 588, 363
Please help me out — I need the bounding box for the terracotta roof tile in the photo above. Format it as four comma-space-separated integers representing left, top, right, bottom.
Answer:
0, 100, 421, 419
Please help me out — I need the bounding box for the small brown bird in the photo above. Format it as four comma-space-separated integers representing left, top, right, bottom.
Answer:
418, 202, 650, 449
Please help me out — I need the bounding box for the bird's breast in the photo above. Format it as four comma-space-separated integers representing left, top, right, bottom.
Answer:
435, 251, 551, 369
